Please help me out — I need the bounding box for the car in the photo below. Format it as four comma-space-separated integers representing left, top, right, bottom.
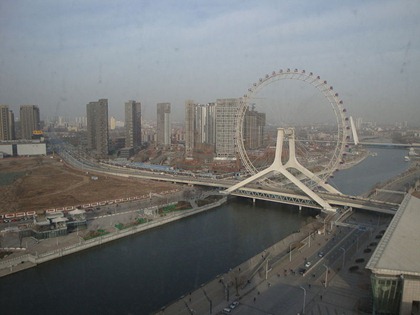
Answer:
318, 251, 324, 258
298, 268, 307, 275
305, 261, 311, 268
229, 301, 239, 309
222, 307, 232, 314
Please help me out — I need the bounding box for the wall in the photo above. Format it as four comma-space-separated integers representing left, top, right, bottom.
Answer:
17, 143, 46, 156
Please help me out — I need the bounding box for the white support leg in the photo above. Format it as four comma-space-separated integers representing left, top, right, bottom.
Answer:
285, 129, 341, 195
223, 128, 337, 212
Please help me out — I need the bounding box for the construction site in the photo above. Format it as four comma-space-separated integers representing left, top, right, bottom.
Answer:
0, 155, 179, 215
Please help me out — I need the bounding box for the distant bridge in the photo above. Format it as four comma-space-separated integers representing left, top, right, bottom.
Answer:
359, 142, 420, 149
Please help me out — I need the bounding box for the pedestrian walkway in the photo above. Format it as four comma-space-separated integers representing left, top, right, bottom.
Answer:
238, 216, 385, 315
157, 211, 389, 315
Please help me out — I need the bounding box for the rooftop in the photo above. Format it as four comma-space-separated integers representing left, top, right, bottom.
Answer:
366, 193, 420, 277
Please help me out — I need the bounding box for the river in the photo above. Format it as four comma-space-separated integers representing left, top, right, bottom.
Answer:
0, 148, 410, 315
330, 147, 409, 196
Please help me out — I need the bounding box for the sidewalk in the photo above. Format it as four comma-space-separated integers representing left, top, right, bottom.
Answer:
231, 213, 388, 315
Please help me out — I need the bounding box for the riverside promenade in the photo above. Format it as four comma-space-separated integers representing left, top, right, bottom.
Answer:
155, 209, 390, 315
154, 166, 420, 315
0, 194, 227, 278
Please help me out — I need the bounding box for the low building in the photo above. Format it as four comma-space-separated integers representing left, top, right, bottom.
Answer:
0, 141, 46, 157
33, 212, 68, 239
366, 194, 420, 315
30, 209, 87, 239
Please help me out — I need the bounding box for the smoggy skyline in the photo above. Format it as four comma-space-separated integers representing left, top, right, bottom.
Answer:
1, 0, 419, 124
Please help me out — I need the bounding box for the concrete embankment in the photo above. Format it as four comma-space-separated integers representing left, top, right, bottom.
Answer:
0, 197, 227, 278
338, 149, 370, 171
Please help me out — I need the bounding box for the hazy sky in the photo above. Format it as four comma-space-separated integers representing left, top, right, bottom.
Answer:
1, 0, 419, 124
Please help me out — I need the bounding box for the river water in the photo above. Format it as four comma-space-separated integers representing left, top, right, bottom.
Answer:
0, 148, 409, 315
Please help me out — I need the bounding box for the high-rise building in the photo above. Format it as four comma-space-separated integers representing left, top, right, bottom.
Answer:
215, 98, 240, 160
86, 99, 109, 157
196, 103, 216, 145
0, 105, 15, 141
243, 108, 265, 149
19, 105, 40, 140
156, 103, 171, 147
110, 116, 116, 130
185, 100, 195, 159
8, 109, 15, 140
125, 100, 142, 149
75, 116, 87, 128
185, 101, 216, 159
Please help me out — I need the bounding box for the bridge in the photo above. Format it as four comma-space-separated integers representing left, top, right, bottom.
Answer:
92, 166, 399, 214
349, 117, 420, 149
109, 171, 399, 214
358, 142, 420, 149
57, 145, 399, 215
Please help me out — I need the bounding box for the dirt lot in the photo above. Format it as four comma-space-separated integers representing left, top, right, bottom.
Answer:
0, 156, 179, 214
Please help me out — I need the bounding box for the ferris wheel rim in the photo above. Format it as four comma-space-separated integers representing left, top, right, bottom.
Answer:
236, 68, 350, 187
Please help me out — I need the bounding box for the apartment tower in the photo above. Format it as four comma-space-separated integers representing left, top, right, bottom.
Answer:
20, 105, 40, 140
156, 103, 171, 147
215, 98, 240, 160
125, 100, 142, 149
86, 99, 109, 157
185, 101, 216, 160
243, 108, 265, 149
185, 100, 195, 159
0, 105, 15, 141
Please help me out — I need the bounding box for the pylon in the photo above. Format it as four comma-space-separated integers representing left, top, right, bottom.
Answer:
223, 128, 338, 212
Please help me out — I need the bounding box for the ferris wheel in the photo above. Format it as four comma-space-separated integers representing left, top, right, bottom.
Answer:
236, 68, 351, 190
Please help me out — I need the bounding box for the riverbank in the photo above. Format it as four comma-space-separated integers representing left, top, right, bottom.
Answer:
0, 195, 227, 278
154, 214, 329, 314
155, 208, 387, 315
338, 148, 370, 171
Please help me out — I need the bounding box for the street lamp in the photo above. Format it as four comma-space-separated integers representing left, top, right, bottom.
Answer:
356, 235, 360, 251
308, 232, 311, 248
289, 241, 298, 262
202, 288, 212, 314
339, 247, 346, 270
323, 264, 328, 288
265, 258, 270, 280
299, 286, 306, 314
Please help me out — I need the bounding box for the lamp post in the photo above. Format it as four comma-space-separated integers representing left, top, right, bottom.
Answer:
323, 264, 328, 288
356, 235, 360, 251
202, 288, 212, 314
265, 258, 269, 280
308, 232, 311, 248
339, 247, 346, 270
289, 242, 297, 262
299, 286, 306, 314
